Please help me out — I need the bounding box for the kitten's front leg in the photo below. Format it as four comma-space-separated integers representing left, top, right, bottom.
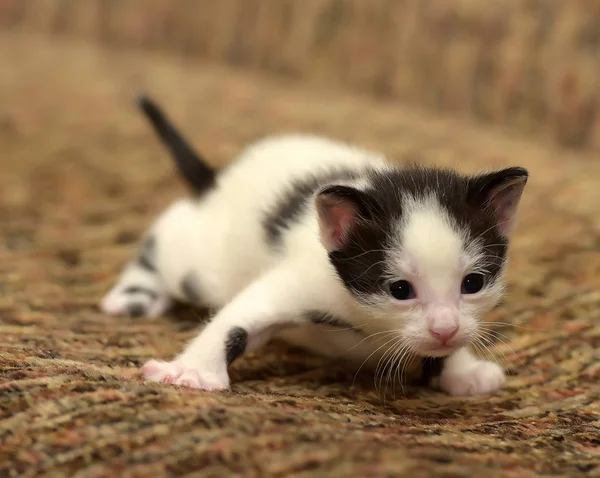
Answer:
437, 348, 506, 397
142, 263, 313, 390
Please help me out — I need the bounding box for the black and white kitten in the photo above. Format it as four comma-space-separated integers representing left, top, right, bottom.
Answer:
101, 96, 528, 396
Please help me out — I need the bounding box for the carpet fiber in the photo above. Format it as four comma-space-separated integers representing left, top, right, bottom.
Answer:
1, 33, 599, 477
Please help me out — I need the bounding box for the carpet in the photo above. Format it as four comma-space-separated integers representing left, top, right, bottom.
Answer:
1, 33, 599, 477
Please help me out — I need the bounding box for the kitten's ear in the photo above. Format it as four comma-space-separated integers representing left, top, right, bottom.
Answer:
316, 185, 380, 252
468, 167, 528, 237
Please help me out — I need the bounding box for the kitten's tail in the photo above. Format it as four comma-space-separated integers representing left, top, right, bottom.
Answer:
137, 93, 215, 194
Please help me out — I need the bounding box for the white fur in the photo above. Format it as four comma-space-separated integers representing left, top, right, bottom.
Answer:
102, 134, 508, 396
376, 196, 499, 358
101, 263, 172, 317
438, 348, 507, 396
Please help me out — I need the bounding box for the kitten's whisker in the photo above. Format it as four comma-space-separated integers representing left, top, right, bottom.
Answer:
393, 344, 414, 397
470, 338, 492, 362
477, 328, 517, 343
346, 329, 399, 352
478, 332, 520, 362
375, 337, 404, 400
384, 341, 409, 399
476, 332, 525, 372
353, 335, 401, 387
478, 321, 548, 332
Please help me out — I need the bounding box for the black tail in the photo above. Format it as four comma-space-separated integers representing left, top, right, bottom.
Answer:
137, 94, 215, 194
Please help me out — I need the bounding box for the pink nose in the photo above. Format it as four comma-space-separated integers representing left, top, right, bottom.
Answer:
428, 325, 459, 344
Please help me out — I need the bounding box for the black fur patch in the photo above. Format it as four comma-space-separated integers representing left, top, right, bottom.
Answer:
225, 327, 248, 365
418, 357, 444, 386
328, 166, 521, 297
138, 235, 157, 272
127, 303, 147, 318
307, 312, 361, 333
263, 169, 359, 246
180, 272, 202, 304
122, 286, 158, 300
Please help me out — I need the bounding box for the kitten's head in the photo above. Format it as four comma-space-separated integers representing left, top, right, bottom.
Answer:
316, 165, 528, 358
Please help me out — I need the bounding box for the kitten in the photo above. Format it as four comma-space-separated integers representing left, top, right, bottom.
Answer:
101, 95, 528, 396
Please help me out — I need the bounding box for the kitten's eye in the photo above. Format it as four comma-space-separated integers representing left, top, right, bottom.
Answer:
461, 273, 486, 295
389, 280, 416, 300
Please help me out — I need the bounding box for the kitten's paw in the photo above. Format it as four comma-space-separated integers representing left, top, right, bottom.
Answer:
141, 359, 230, 391
100, 285, 171, 318
439, 360, 506, 397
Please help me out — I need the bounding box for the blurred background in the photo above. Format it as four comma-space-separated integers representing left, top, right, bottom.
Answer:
3, 0, 600, 148
1, 2, 599, 478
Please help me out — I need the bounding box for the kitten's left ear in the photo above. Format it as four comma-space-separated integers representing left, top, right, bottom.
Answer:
316, 185, 381, 252
468, 167, 529, 237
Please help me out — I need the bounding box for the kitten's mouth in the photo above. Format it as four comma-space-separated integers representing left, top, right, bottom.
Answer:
419, 336, 471, 357
421, 344, 457, 358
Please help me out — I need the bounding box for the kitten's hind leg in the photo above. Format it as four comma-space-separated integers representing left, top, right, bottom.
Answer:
101, 235, 172, 318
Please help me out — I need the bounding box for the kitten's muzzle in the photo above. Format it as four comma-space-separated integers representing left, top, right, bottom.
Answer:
426, 305, 460, 346
428, 324, 458, 345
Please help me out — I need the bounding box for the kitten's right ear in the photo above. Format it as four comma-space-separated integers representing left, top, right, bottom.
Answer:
316, 185, 380, 252
468, 167, 529, 237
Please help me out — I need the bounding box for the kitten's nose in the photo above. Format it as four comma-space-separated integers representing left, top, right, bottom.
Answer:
428, 325, 459, 345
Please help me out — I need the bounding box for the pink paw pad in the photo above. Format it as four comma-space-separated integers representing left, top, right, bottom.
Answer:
141, 359, 230, 391
177, 370, 203, 388
141, 360, 182, 383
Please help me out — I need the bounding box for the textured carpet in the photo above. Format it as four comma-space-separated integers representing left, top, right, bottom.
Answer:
1, 33, 599, 478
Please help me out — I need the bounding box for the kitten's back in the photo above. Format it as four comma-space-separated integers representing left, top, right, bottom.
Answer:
184, 134, 385, 305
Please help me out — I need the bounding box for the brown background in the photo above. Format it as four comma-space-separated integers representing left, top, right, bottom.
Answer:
3, 0, 600, 150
